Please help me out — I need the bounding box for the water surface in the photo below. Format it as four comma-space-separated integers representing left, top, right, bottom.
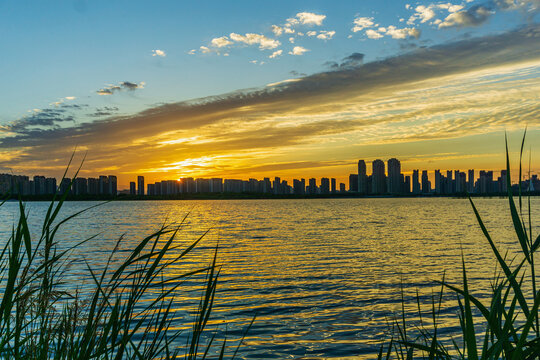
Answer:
1, 198, 538, 359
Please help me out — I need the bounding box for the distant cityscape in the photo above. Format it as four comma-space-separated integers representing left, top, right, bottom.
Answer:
1, 158, 539, 197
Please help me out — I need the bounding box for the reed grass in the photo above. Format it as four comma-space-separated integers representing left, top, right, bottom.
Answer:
0, 159, 252, 359
380, 131, 540, 359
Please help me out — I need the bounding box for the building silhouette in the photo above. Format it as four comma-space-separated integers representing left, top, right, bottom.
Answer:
320, 178, 330, 194
387, 158, 401, 195
357, 160, 367, 194
412, 170, 420, 194
371, 160, 386, 194
137, 176, 145, 195
421, 170, 431, 193
349, 174, 358, 192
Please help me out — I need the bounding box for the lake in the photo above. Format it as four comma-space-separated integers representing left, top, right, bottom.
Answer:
1, 198, 538, 359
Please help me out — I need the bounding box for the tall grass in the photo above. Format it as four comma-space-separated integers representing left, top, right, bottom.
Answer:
380, 132, 540, 359
0, 162, 252, 359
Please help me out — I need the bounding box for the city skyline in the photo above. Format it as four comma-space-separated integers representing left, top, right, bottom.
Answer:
2, 156, 539, 196
0, 2, 539, 184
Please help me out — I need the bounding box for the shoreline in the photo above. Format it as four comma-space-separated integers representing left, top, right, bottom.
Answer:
5, 191, 540, 201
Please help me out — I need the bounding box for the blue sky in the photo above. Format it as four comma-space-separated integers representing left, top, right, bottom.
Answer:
0, 0, 539, 185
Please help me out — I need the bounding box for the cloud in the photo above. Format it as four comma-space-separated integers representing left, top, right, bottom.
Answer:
3, 26, 540, 180
438, 5, 493, 28
407, 3, 465, 25
152, 49, 166, 57
352, 17, 375, 32
357, 17, 420, 40
306, 31, 317, 36
199, 46, 211, 53
266, 78, 302, 87
3, 108, 75, 133
317, 30, 336, 40
284, 25, 295, 34
438, 3, 465, 13
272, 12, 326, 41
188, 49, 196, 55
96, 81, 145, 95
50, 96, 77, 107
289, 46, 309, 55
88, 106, 120, 118
295, 12, 326, 26
384, 26, 421, 39
413, 5, 437, 23
340, 52, 365, 68
269, 49, 283, 58
366, 29, 384, 39
229, 33, 280, 49
290, 70, 307, 77
210, 36, 232, 48
271, 25, 283, 36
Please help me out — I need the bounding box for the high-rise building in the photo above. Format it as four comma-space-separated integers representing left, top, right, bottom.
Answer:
182, 177, 195, 193
262, 178, 272, 193
60, 178, 72, 195
339, 183, 346, 193
137, 176, 145, 195
454, 171, 467, 194
421, 170, 431, 193
281, 180, 291, 194
358, 160, 367, 194
45, 178, 57, 195
468, 169, 475, 193
486, 171, 494, 193
331, 178, 336, 194
99, 176, 108, 195
129, 182, 136, 195
412, 170, 420, 194
293, 179, 303, 195
500, 170, 508, 193
108, 175, 117, 195
387, 158, 401, 194
348, 174, 358, 192
247, 178, 258, 193
434, 170, 442, 194
33, 176, 46, 195
196, 178, 210, 193
88, 178, 98, 195
478, 171, 487, 193
320, 178, 330, 194
404, 175, 411, 194
446, 170, 453, 194
224, 179, 243, 193
273, 177, 281, 195
210, 178, 223, 193
74, 177, 88, 195
308, 178, 318, 195
372, 160, 386, 194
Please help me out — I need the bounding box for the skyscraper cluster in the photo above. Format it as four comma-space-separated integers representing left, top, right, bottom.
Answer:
0, 174, 57, 196
0, 173, 117, 196
352, 159, 540, 195
355, 159, 408, 195
3, 160, 540, 198
136, 176, 345, 196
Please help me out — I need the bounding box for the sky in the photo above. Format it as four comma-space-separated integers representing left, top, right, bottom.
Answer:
0, 0, 539, 187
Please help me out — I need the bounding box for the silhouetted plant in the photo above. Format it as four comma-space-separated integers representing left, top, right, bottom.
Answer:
0, 158, 253, 359
380, 130, 540, 359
